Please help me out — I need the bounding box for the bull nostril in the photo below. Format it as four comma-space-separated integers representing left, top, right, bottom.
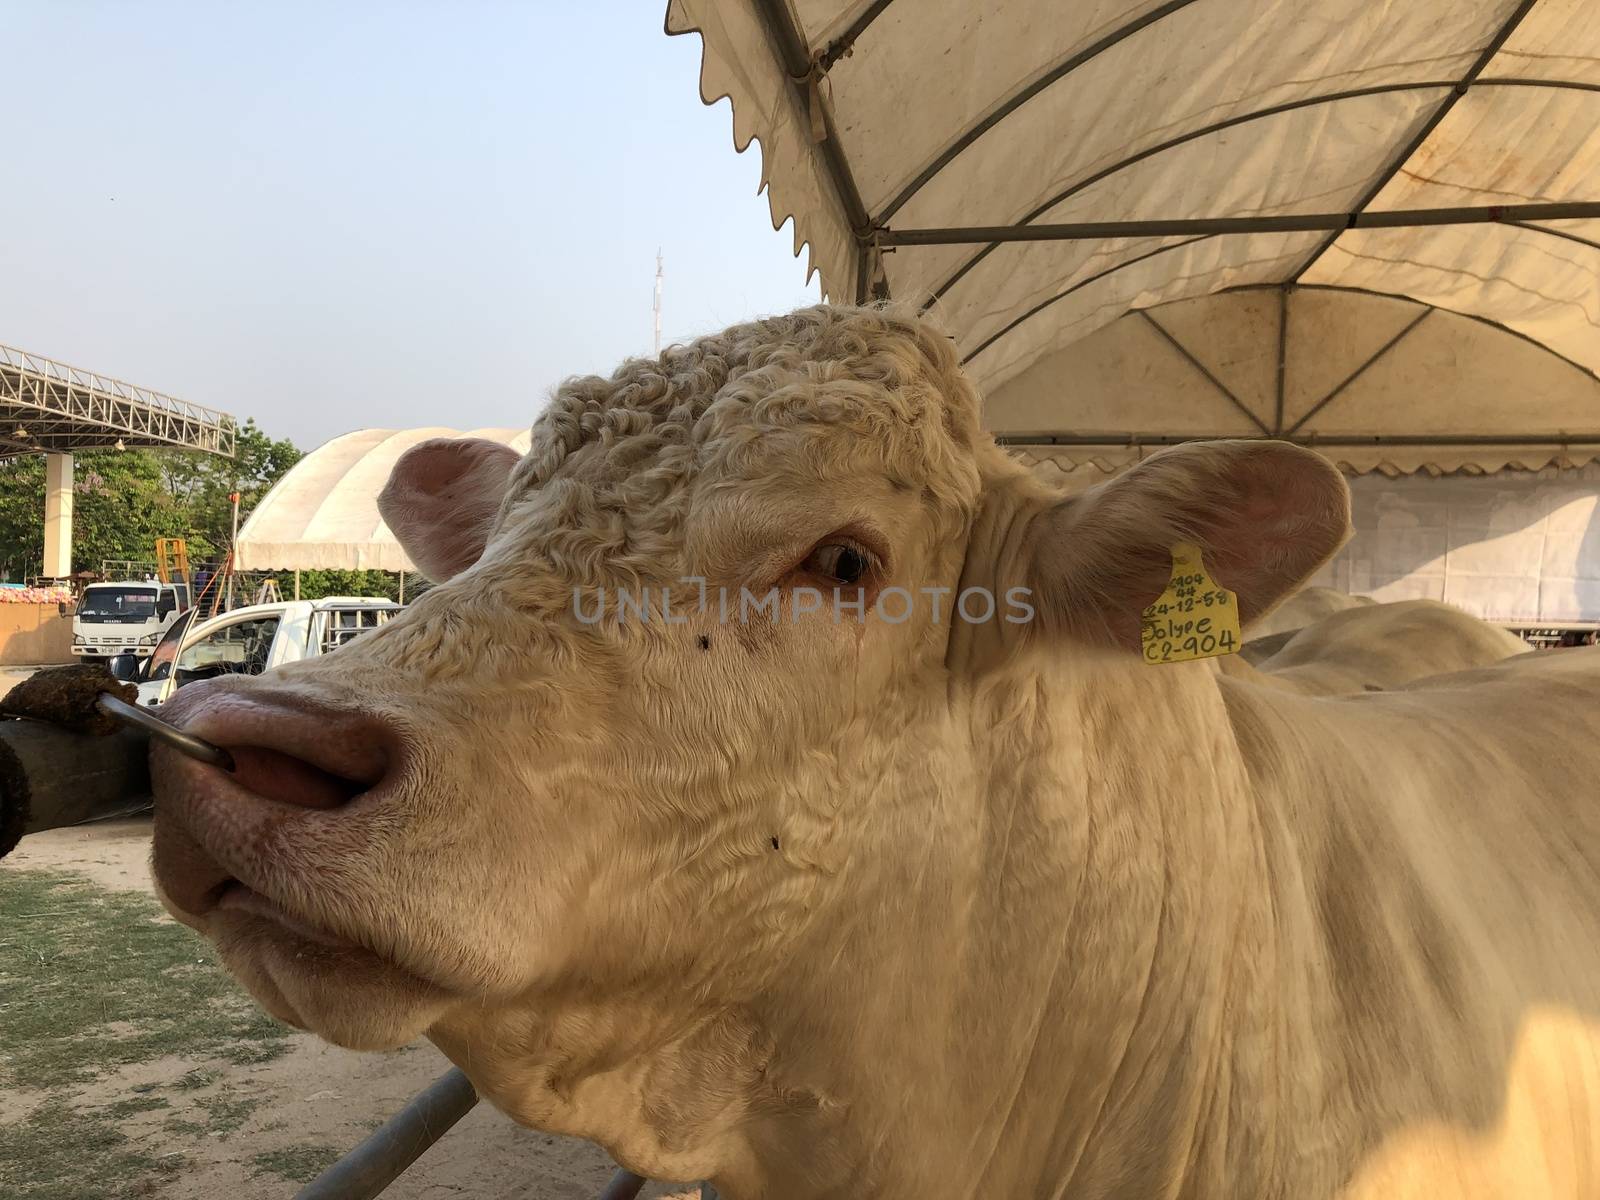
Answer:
224, 744, 379, 810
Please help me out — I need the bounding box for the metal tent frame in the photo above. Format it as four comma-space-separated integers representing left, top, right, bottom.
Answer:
992, 283, 1600, 451
698, 0, 1600, 385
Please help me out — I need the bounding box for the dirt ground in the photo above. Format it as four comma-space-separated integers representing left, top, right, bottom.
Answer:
1, 817, 700, 1200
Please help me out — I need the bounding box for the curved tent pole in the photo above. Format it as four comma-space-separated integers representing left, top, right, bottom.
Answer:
1286, 0, 1542, 282
957, 234, 1213, 365
1507, 220, 1600, 256
982, 282, 1600, 451
874, 0, 1204, 224
954, 206, 1600, 369
1238, 281, 1600, 388
924, 75, 1600, 308
816, 0, 897, 71
921, 79, 1459, 308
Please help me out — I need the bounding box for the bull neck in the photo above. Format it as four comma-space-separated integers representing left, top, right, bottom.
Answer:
715, 654, 1281, 1197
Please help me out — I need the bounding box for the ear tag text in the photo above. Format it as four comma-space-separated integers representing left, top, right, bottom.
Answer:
1140, 541, 1241, 665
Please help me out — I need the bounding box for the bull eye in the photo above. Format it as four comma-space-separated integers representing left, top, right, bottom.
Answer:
804, 542, 870, 586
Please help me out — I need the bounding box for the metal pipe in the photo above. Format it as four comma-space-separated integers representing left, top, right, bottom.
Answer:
1287, 0, 1541, 282
877, 0, 1203, 222
750, 0, 874, 241
293, 1068, 479, 1200
959, 235, 1213, 363
1139, 311, 1269, 435
924, 80, 1461, 305
95, 693, 234, 771
996, 433, 1600, 447
885, 201, 1600, 246
598, 1169, 649, 1200
1283, 308, 1434, 437
1218, 282, 1600, 385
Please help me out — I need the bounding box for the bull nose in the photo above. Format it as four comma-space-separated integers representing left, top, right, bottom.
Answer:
168, 686, 395, 810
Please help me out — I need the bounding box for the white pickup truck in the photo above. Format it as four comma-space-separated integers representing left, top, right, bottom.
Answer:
113, 596, 402, 708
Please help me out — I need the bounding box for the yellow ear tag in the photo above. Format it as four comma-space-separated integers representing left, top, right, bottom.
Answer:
1139, 541, 1241, 665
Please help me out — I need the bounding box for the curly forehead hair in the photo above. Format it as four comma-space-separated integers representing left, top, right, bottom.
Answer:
515, 304, 985, 500
480, 305, 994, 596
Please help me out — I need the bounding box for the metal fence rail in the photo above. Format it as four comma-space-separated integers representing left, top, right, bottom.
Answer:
292, 1067, 717, 1200
293, 1068, 479, 1200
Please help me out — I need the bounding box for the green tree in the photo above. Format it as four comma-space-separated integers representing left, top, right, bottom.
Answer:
163, 419, 303, 568
294, 569, 420, 602
0, 450, 196, 579
0, 455, 47, 580
0, 419, 302, 582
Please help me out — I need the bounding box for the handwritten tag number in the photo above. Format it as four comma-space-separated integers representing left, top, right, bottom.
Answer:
1139, 542, 1243, 666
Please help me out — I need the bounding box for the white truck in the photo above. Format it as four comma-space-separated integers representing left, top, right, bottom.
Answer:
111, 596, 402, 707
72, 580, 193, 662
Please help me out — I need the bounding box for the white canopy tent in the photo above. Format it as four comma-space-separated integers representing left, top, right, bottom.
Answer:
233, 427, 531, 573
665, 0, 1600, 623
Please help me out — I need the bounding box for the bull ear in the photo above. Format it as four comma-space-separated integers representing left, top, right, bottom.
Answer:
379, 438, 520, 582
1020, 440, 1350, 652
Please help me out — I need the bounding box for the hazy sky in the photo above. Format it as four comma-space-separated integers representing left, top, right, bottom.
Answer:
0, 2, 821, 449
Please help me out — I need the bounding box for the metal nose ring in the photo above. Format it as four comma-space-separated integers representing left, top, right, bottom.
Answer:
95, 693, 236, 772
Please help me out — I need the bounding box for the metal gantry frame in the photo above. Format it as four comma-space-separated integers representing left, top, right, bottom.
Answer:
0, 341, 235, 458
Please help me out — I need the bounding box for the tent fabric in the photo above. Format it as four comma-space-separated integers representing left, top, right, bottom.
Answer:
1008, 451, 1600, 623
1308, 462, 1600, 625
232, 428, 531, 572
991, 287, 1600, 474
665, 0, 1600, 470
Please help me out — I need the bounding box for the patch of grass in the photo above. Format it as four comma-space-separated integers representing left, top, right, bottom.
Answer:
0, 1095, 161, 1200
173, 1066, 220, 1091
103, 1095, 170, 1119
0, 868, 298, 1195
0, 868, 292, 1090
250, 1144, 342, 1182
196, 1088, 263, 1137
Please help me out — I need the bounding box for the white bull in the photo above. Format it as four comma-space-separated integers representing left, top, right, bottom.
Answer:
1247, 584, 1377, 639
1230, 598, 1531, 696
148, 305, 1600, 1199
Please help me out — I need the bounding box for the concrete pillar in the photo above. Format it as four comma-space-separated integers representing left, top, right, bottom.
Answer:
42, 453, 73, 579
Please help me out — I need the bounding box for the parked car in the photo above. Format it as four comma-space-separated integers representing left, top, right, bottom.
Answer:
110, 596, 402, 707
